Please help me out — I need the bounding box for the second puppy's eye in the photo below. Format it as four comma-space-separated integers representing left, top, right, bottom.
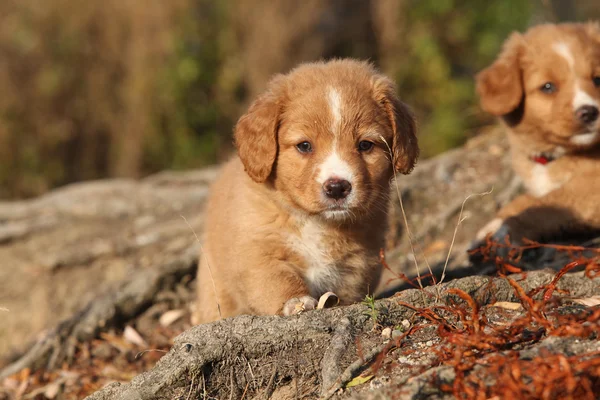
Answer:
296, 141, 313, 153
540, 82, 557, 94
358, 141, 374, 152
593, 76, 600, 87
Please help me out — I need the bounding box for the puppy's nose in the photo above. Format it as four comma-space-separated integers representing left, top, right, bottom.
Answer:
576, 105, 599, 124
323, 178, 352, 200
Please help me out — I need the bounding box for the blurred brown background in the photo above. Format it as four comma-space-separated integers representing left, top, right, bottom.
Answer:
0, 0, 598, 199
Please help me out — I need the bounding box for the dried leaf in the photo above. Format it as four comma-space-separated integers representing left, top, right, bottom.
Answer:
43, 380, 62, 399
345, 374, 374, 388
24, 378, 65, 399
159, 309, 185, 327
491, 301, 523, 310
123, 326, 148, 347
571, 296, 600, 307
317, 292, 339, 310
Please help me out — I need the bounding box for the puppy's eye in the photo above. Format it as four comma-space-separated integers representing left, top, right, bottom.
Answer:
593, 76, 600, 87
358, 141, 374, 152
540, 82, 557, 94
296, 141, 313, 153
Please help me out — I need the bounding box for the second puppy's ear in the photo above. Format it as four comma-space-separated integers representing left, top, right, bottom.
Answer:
234, 76, 286, 183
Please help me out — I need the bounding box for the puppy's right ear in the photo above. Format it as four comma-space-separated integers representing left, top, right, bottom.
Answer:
476, 33, 524, 116
372, 76, 419, 175
234, 76, 285, 183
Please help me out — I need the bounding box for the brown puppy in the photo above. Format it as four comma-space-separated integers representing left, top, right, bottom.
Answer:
194, 59, 418, 323
475, 22, 600, 246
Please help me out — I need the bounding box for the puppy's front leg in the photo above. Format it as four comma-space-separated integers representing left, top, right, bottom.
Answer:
471, 193, 566, 261
477, 184, 597, 245
243, 265, 317, 317
475, 193, 543, 243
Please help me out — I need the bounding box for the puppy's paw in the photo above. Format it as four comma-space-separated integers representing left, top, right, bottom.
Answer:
468, 218, 515, 261
282, 295, 318, 316
475, 218, 505, 242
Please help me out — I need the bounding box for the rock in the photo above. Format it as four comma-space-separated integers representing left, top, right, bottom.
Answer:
401, 319, 410, 330
82, 271, 600, 400
2, 128, 600, 399
391, 330, 403, 340
381, 327, 392, 339
0, 167, 218, 360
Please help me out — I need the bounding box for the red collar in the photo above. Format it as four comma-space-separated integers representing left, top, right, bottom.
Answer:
530, 153, 556, 165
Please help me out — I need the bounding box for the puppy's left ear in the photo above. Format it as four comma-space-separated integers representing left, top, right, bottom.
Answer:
584, 21, 600, 43
234, 76, 285, 183
373, 76, 419, 174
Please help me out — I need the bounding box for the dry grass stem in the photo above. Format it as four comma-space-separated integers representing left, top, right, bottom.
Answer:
380, 135, 428, 291
439, 188, 493, 288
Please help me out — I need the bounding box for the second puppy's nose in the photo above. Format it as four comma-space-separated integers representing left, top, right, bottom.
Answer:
576, 105, 599, 124
323, 178, 352, 200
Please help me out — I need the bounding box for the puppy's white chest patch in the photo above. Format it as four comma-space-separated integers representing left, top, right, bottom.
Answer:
526, 164, 570, 197
287, 220, 342, 297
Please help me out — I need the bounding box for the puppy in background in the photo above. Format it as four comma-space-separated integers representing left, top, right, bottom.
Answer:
195, 59, 419, 324
475, 22, 600, 247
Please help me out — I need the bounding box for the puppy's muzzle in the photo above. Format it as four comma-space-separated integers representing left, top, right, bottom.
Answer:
576, 105, 599, 124
323, 178, 352, 200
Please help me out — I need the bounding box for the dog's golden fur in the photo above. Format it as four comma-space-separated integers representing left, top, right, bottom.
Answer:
475, 22, 600, 244
195, 59, 418, 323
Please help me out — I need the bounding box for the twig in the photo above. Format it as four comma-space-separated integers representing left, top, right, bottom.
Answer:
264, 363, 278, 400
135, 349, 168, 359
438, 188, 493, 289
380, 136, 427, 291
186, 372, 196, 400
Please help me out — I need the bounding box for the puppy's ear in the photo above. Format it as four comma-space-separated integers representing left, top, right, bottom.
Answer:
476, 33, 524, 116
584, 21, 600, 43
234, 76, 285, 183
373, 76, 419, 174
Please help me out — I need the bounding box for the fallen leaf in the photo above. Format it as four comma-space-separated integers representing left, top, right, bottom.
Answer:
43, 380, 62, 399
571, 296, 600, 307
345, 374, 374, 388
123, 326, 148, 347
159, 309, 185, 327
317, 292, 339, 310
100, 332, 133, 352
490, 301, 523, 310
24, 378, 65, 399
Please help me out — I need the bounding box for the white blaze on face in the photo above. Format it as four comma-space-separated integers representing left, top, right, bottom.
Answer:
328, 87, 342, 135
553, 42, 574, 70
315, 87, 354, 186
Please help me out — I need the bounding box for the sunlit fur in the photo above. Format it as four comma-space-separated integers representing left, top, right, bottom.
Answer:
195, 59, 418, 323
475, 23, 600, 243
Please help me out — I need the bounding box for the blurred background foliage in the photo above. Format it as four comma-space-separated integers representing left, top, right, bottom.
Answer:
0, 0, 598, 198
